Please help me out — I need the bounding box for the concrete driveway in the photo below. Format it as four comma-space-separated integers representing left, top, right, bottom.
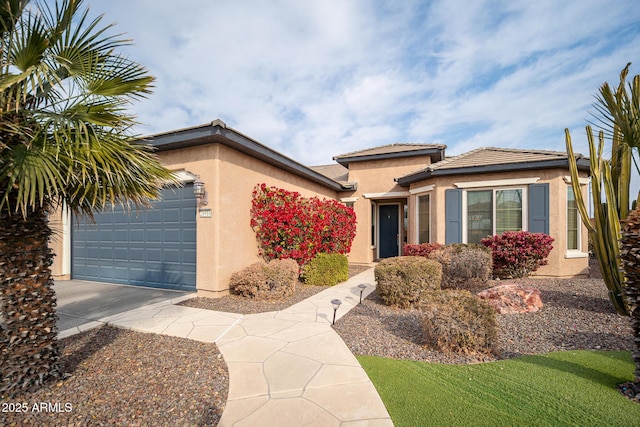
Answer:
54, 280, 190, 335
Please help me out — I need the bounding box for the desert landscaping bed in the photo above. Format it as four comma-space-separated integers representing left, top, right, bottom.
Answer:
334, 277, 634, 364
1, 327, 227, 426
3, 267, 634, 426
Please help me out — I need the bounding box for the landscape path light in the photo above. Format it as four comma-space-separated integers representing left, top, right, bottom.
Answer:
331, 299, 342, 325
358, 284, 367, 304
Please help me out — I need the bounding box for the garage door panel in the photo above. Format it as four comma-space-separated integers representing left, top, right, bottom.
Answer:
114, 247, 128, 261
183, 229, 196, 244
183, 253, 196, 265
146, 229, 163, 243
130, 248, 145, 261
130, 230, 144, 243
113, 230, 128, 243
163, 208, 181, 223
72, 185, 196, 291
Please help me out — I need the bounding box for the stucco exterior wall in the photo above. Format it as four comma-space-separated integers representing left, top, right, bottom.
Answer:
49, 205, 69, 279
159, 143, 339, 297
406, 168, 590, 277
340, 156, 432, 264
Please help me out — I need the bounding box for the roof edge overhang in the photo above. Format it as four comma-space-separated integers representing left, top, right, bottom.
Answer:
144, 120, 350, 192
334, 148, 445, 167
396, 158, 591, 187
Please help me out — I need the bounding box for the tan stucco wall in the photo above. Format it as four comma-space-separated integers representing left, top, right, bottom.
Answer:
159, 143, 339, 297
407, 168, 590, 277
339, 156, 432, 264
49, 205, 69, 279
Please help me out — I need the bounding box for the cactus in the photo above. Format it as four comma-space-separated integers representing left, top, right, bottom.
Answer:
565, 63, 640, 316
566, 128, 628, 315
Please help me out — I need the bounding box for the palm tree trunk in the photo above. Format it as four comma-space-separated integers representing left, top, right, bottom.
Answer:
0, 203, 60, 397
621, 208, 640, 383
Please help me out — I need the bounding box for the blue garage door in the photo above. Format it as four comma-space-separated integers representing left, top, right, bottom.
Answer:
71, 185, 197, 291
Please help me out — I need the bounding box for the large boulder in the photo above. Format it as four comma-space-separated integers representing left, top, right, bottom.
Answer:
477, 284, 543, 314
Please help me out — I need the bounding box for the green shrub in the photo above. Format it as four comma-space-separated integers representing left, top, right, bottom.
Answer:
303, 253, 349, 286
229, 258, 298, 300
429, 244, 492, 291
419, 290, 498, 354
374, 256, 442, 308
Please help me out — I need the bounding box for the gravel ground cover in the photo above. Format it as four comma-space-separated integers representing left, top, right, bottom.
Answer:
333, 277, 634, 364
4, 263, 634, 425
2, 326, 227, 427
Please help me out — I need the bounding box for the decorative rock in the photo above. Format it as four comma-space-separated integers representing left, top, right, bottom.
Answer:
477, 284, 543, 314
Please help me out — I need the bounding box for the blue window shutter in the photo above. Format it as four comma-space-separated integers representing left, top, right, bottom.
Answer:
528, 183, 549, 234
445, 189, 462, 244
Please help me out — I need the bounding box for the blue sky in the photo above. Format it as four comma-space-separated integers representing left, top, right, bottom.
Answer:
91, 0, 639, 168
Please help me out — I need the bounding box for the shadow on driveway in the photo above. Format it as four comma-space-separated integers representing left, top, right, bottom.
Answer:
54, 279, 189, 333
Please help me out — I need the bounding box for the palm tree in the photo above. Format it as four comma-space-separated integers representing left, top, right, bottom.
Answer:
0, 0, 174, 396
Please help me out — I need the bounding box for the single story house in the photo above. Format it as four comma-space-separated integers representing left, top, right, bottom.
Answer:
50, 119, 591, 297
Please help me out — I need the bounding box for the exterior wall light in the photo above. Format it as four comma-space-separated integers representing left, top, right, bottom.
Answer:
193, 177, 208, 205
358, 284, 367, 304
331, 299, 342, 325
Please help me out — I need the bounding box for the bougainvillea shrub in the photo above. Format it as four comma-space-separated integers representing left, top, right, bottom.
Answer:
480, 231, 554, 279
250, 184, 357, 267
403, 243, 443, 257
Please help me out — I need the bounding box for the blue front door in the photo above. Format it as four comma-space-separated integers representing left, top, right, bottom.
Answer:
379, 205, 399, 258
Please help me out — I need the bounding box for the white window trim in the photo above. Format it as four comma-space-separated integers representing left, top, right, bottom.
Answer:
409, 184, 435, 195
565, 185, 588, 258
563, 176, 590, 185
462, 186, 528, 243
455, 177, 539, 189
415, 193, 431, 243
340, 197, 358, 203
363, 191, 410, 199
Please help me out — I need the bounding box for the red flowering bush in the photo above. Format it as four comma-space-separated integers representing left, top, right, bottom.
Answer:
480, 231, 554, 279
403, 243, 443, 257
250, 184, 357, 267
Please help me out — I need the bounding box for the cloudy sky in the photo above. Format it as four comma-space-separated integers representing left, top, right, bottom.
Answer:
91, 0, 639, 167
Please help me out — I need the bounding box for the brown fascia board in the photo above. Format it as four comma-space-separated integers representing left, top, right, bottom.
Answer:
395, 158, 592, 187
334, 148, 445, 167
143, 121, 350, 192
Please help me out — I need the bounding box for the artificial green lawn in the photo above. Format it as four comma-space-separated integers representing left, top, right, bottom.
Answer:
358, 351, 640, 427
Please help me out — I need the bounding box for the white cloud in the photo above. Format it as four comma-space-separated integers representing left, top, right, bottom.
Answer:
87, 0, 640, 167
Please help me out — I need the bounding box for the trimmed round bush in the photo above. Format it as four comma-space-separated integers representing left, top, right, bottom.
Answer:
229, 258, 298, 300
375, 256, 442, 308
419, 290, 498, 354
429, 244, 492, 291
303, 253, 349, 286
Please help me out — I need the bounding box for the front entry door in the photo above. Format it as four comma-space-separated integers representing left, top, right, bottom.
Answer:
379, 205, 399, 258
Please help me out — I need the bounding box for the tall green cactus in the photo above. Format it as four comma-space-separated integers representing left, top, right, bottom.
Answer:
566, 128, 629, 315
565, 64, 640, 316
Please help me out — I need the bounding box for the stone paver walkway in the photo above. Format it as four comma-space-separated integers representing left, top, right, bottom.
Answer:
67, 268, 392, 426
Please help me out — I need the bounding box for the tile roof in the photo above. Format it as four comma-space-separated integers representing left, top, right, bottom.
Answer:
431, 147, 572, 170
308, 164, 350, 183
333, 143, 446, 160
397, 147, 589, 185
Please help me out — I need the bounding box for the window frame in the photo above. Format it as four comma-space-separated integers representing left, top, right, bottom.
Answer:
371, 202, 376, 248
566, 185, 582, 253
462, 186, 528, 243
415, 193, 431, 244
